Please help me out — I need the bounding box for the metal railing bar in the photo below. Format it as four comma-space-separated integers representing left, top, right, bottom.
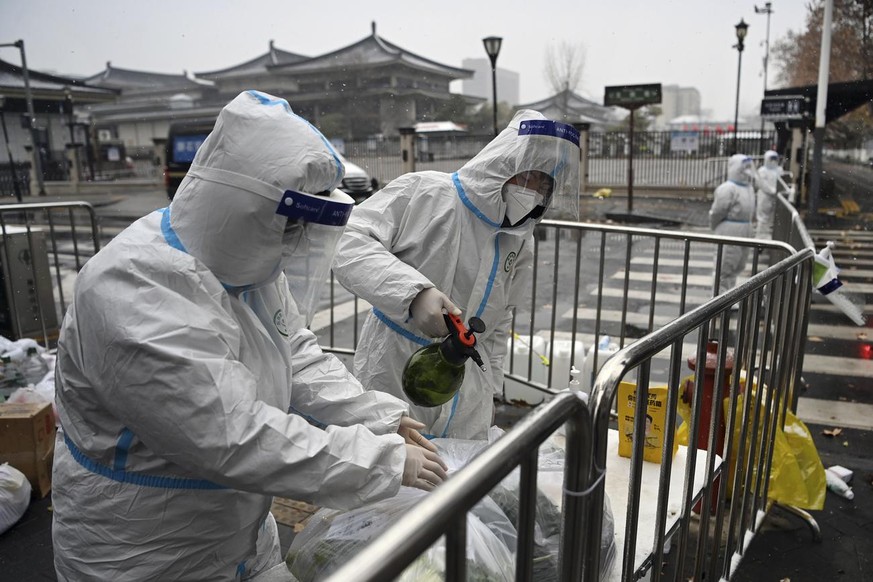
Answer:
674, 322, 709, 576
516, 450, 538, 582
619, 234, 632, 349
325, 391, 591, 582
446, 515, 466, 582
622, 358, 653, 581
546, 228, 562, 387
650, 338, 684, 582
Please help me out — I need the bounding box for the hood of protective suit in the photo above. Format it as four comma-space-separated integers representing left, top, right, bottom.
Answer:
455, 109, 580, 225
169, 90, 345, 289
727, 153, 754, 185
764, 150, 780, 170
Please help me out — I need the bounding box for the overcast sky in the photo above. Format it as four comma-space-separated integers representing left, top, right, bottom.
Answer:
1, 0, 810, 120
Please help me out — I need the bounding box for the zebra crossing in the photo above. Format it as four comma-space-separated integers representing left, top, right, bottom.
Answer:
552, 228, 873, 430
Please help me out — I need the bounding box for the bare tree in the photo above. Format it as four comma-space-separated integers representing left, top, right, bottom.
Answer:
544, 41, 586, 119
771, 0, 873, 147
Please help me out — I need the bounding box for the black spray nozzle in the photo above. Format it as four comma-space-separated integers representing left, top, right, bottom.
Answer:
440, 314, 487, 371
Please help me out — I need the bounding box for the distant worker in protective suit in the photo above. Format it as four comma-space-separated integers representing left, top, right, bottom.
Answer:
332, 110, 581, 440
709, 153, 757, 295
755, 150, 782, 239
51, 91, 447, 582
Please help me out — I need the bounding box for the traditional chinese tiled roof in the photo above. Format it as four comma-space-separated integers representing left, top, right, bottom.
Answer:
196, 40, 309, 79
269, 24, 472, 79
0, 58, 117, 102
82, 62, 210, 91
517, 89, 619, 124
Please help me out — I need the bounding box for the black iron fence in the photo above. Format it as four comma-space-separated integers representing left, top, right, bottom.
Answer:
0, 162, 30, 199
340, 130, 777, 193
0, 130, 777, 199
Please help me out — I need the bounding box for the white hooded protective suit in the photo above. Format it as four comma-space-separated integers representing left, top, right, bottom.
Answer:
755, 150, 781, 239
332, 110, 581, 440
52, 91, 409, 582
709, 153, 756, 295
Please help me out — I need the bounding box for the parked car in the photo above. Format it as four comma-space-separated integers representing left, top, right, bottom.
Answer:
338, 154, 378, 204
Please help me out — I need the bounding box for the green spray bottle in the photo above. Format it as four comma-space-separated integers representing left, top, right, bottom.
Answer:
401, 313, 487, 407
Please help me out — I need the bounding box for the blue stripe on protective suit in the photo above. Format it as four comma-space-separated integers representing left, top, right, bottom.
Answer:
161, 208, 241, 293
373, 308, 431, 347
113, 428, 135, 472
452, 173, 501, 228
64, 432, 226, 490
160, 207, 187, 253
476, 237, 500, 318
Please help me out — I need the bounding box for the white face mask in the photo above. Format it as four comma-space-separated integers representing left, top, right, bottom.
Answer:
765, 159, 779, 170
503, 184, 545, 226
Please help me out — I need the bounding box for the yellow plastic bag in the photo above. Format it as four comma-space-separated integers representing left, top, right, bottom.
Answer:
723, 392, 825, 510
675, 372, 825, 510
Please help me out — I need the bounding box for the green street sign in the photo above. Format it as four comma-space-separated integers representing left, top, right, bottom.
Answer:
604, 84, 662, 108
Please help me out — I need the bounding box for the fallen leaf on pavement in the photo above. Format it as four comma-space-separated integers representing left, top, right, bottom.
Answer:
822, 428, 843, 437
842, 441, 849, 447
858, 332, 868, 340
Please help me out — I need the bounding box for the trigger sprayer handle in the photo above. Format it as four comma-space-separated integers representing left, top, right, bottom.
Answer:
443, 312, 481, 348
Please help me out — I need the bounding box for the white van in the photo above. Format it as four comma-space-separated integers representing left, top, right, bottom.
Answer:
338, 154, 378, 204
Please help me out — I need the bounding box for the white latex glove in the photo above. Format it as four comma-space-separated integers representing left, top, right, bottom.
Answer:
402, 445, 449, 491
410, 287, 462, 337
398, 415, 438, 453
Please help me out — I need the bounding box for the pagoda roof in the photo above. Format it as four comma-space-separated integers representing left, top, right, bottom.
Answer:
271, 22, 472, 79
196, 40, 309, 79
0, 58, 117, 102
518, 89, 619, 124
82, 62, 211, 91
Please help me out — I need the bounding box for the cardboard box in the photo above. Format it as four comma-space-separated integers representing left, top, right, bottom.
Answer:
0, 402, 55, 497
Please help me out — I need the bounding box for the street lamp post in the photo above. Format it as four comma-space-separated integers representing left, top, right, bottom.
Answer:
732, 19, 749, 155
0, 95, 23, 202
482, 36, 502, 137
734, 18, 749, 153
755, 2, 773, 154
0, 39, 45, 196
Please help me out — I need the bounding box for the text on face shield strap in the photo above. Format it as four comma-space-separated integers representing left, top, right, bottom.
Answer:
517, 120, 580, 146
275, 190, 353, 226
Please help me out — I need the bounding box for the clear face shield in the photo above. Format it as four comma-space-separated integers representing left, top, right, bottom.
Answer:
275, 188, 355, 328
741, 158, 756, 182
502, 120, 580, 224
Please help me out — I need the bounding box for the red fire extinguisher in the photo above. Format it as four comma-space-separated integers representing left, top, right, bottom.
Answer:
682, 340, 739, 454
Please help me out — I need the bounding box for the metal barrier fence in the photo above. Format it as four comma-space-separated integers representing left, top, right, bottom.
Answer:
0, 162, 30, 200
339, 130, 776, 193
325, 390, 594, 582
773, 192, 815, 252
0, 202, 101, 347
585, 248, 814, 581
314, 221, 797, 399
313, 220, 812, 581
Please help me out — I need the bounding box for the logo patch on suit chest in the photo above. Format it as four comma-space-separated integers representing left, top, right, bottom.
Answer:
273, 309, 289, 337
504, 251, 517, 273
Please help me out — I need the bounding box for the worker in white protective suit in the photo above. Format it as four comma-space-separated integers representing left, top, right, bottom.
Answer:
755, 150, 782, 239
709, 153, 757, 295
51, 90, 447, 582
332, 110, 580, 440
